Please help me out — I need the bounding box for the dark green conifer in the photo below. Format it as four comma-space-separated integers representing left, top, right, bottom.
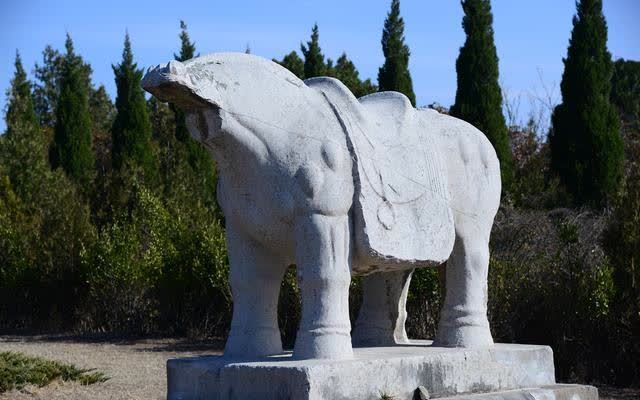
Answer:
333, 53, 378, 98
5, 51, 38, 137
148, 97, 175, 144
148, 97, 176, 189
169, 20, 217, 208
549, 0, 623, 205
33, 46, 62, 127
52, 34, 95, 185
90, 85, 115, 134
173, 20, 198, 143
325, 58, 335, 77
91, 85, 115, 181
450, 0, 512, 188
360, 80, 378, 98
301, 24, 326, 78
111, 33, 155, 175
610, 59, 640, 128
377, 0, 416, 106
33, 41, 93, 128
275, 51, 305, 79
174, 20, 197, 62
2, 52, 46, 197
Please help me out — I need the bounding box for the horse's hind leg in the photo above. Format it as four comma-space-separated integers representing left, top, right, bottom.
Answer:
434, 217, 493, 347
352, 269, 413, 346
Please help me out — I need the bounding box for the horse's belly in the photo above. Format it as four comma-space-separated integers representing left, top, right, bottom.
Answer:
219, 179, 296, 260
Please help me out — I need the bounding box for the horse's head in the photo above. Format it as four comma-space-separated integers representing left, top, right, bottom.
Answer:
142, 53, 314, 168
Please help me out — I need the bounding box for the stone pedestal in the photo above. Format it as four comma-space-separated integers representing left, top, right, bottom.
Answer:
437, 384, 597, 399
166, 341, 595, 400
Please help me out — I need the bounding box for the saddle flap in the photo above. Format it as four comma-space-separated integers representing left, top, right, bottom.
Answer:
306, 79, 455, 267
353, 93, 455, 266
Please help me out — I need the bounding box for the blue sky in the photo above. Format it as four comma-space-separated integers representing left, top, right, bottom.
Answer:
1, 0, 639, 132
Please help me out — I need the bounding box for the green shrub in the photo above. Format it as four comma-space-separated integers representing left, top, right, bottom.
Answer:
487, 205, 626, 383
0, 351, 106, 393
405, 267, 442, 340
0, 145, 95, 330
80, 182, 169, 333
157, 201, 230, 336
278, 267, 301, 347
77, 167, 230, 336
601, 125, 640, 385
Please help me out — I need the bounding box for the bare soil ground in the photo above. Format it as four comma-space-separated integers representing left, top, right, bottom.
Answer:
0, 335, 223, 400
0, 335, 637, 399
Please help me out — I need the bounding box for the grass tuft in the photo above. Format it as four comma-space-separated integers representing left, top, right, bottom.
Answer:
379, 391, 397, 400
0, 351, 108, 393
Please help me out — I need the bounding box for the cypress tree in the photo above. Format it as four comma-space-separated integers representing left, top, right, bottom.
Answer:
275, 51, 305, 79
549, 0, 623, 205
332, 53, 378, 98
111, 33, 154, 175
148, 97, 176, 189
52, 34, 95, 185
33, 46, 62, 128
5, 51, 38, 137
301, 24, 326, 78
325, 58, 335, 77
148, 97, 175, 144
360, 79, 378, 98
377, 0, 416, 106
90, 85, 115, 133
2, 52, 46, 197
170, 20, 217, 208
33, 42, 93, 128
173, 20, 197, 143
450, 0, 512, 188
174, 20, 197, 62
91, 85, 114, 182
610, 59, 640, 128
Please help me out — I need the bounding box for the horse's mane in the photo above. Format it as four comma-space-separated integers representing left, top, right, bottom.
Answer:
179, 53, 314, 123
185, 52, 305, 89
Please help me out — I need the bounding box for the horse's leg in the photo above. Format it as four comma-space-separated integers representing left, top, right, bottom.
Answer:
434, 217, 493, 347
293, 213, 353, 359
352, 269, 413, 346
224, 224, 287, 358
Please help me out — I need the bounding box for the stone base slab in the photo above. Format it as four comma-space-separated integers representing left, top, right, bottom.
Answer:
438, 384, 598, 400
167, 341, 555, 400
167, 341, 557, 400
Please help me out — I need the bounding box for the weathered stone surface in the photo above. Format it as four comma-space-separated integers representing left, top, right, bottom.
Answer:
414, 385, 431, 400
142, 52, 501, 360
305, 80, 456, 268
437, 384, 598, 400
166, 342, 556, 400
352, 269, 414, 346
142, 52, 595, 400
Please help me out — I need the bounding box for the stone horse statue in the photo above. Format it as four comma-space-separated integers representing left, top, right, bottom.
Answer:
142, 53, 501, 360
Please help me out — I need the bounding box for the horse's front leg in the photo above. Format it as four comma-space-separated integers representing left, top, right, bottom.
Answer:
224, 223, 288, 358
293, 212, 353, 360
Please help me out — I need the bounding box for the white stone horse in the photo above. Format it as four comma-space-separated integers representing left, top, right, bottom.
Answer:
142, 53, 501, 360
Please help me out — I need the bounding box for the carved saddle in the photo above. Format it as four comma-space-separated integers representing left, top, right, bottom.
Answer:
306, 78, 455, 270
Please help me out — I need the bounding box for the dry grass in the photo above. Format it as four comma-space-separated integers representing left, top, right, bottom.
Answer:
0, 335, 637, 399
0, 335, 222, 399
0, 351, 107, 392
